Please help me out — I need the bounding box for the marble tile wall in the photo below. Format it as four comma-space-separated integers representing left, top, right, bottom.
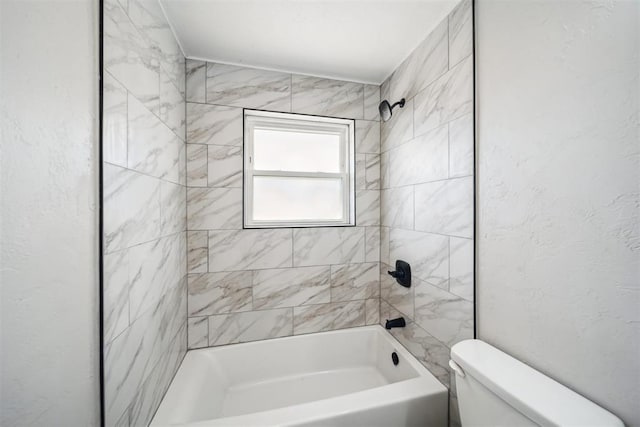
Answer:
185, 60, 381, 349
103, 0, 186, 425
378, 1, 473, 426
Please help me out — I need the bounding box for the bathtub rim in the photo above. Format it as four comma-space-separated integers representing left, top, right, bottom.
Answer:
151, 324, 448, 426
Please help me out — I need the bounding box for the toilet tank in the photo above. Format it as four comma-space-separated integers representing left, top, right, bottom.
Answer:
450, 340, 624, 427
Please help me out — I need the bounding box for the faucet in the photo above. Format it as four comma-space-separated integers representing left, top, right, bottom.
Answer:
385, 317, 406, 329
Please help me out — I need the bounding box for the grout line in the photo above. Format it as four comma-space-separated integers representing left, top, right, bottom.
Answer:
448, 4, 451, 71
187, 55, 381, 86
448, 236, 452, 293
104, 230, 185, 256
447, 121, 451, 179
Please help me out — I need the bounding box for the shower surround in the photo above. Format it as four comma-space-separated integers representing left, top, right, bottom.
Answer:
102, 0, 187, 425
379, 0, 474, 424
101, 0, 473, 425
184, 61, 382, 348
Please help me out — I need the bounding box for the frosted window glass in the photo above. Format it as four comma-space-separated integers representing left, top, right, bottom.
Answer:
253, 128, 341, 173
253, 177, 343, 221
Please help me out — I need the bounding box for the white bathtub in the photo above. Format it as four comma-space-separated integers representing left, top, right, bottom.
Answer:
151, 325, 447, 427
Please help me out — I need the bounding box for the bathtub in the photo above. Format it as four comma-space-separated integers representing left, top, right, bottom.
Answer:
151, 325, 448, 427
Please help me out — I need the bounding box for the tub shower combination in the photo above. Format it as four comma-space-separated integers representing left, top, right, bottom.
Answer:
152, 326, 447, 427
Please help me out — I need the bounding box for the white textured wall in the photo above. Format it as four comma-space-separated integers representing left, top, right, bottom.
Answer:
476, 1, 639, 425
0, 0, 100, 426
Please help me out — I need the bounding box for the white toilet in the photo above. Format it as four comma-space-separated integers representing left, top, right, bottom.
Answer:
450, 340, 624, 427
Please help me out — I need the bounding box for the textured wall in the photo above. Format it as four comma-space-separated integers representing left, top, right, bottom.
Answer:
102, 0, 187, 424
476, 0, 639, 425
378, 0, 473, 424
185, 60, 382, 348
0, 0, 100, 425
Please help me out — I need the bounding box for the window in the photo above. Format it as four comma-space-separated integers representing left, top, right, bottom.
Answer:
244, 110, 355, 228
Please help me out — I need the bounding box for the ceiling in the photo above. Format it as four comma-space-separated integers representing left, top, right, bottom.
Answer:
160, 0, 458, 85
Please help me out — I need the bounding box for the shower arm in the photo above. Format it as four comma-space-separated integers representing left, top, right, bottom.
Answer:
390, 99, 405, 110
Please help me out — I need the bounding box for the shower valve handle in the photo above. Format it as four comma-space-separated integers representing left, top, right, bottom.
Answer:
387, 269, 404, 279
387, 260, 411, 288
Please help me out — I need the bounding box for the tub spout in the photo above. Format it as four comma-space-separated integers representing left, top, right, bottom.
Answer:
385, 317, 406, 329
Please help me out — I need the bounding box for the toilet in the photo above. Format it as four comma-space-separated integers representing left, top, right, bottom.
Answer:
450, 340, 624, 427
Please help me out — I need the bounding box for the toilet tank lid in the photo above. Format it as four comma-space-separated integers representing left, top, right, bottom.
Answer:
451, 340, 624, 427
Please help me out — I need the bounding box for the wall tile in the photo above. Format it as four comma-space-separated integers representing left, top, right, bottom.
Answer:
414, 278, 473, 347
160, 72, 185, 139
129, 324, 186, 427
188, 271, 253, 316
356, 120, 380, 154
356, 153, 366, 190
365, 154, 381, 189
104, 164, 161, 252
365, 298, 380, 325
449, 0, 473, 68
381, 151, 390, 189
380, 76, 391, 105
292, 75, 363, 119
187, 231, 208, 273
103, 71, 128, 167
104, 0, 160, 115
293, 301, 366, 334
207, 145, 242, 188
391, 19, 448, 102
187, 187, 242, 230
414, 56, 473, 137
365, 226, 381, 262
390, 124, 448, 187
450, 394, 462, 427
208, 308, 293, 346
293, 227, 365, 267
187, 103, 243, 146
160, 180, 186, 235
104, 1, 186, 424
380, 226, 390, 265
209, 229, 293, 271
381, 187, 414, 230
178, 145, 187, 186
186, 144, 207, 187
330, 263, 379, 302
381, 263, 414, 318
449, 237, 474, 301
356, 190, 380, 226
105, 279, 186, 425
450, 366, 458, 397
376, 1, 473, 394
380, 301, 450, 387
104, 249, 130, 344
253, 266, 331, 309
449, 113, 473, 178
206, 63, 291, 111
128, 93, 183, 184
414, 176, 474, 238
187, 317, 208, 349
186, 59, 206, 103
113, 408, 129, 427
181, 63, 384, 353
363, 84, 381, 121
390, 229, 449, 288
128, 233, 186, 322
127, 0, 184, 93
381, 98, 414, 152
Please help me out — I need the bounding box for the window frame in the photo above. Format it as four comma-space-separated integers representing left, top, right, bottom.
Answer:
243, 109, 356, 229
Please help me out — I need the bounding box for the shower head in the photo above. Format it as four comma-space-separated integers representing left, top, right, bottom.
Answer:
379, 98, 406, 122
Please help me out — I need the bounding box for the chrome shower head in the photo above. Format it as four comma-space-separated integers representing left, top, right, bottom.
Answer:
379, 98, 406, 122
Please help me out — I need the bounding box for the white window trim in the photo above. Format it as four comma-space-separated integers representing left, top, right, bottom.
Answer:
244, 109, 356, 228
